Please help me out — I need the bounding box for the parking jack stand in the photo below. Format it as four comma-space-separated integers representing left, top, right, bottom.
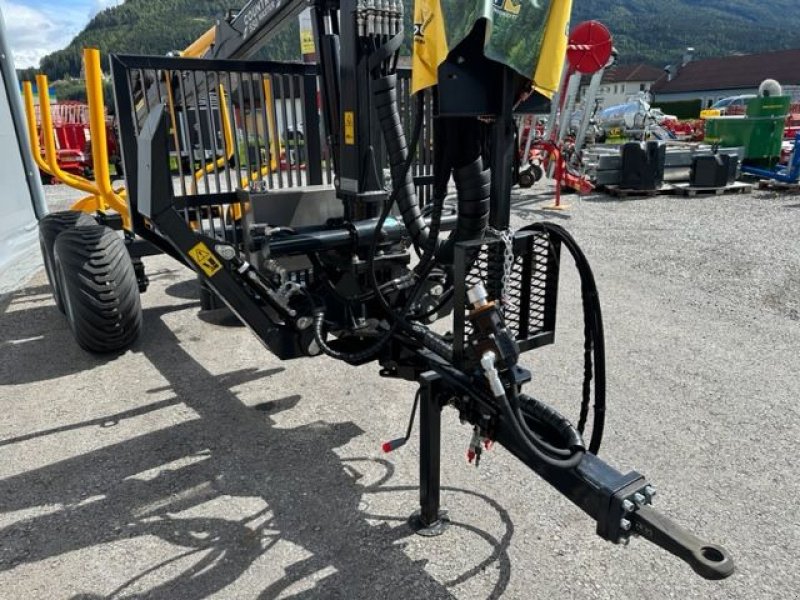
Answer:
410, 371, 450, 536
199, 278, 225, 311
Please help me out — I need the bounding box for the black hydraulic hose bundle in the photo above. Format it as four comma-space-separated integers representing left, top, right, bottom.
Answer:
313, 57, 450, 363
479, 349, 585, 469
452, 160, 491, 243
373, 73, 431, 253
436, 158, 491, 264
504, 390, 585, 469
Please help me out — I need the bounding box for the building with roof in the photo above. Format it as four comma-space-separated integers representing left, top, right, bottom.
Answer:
594, 63, 664, 108
652, 48, 800, 108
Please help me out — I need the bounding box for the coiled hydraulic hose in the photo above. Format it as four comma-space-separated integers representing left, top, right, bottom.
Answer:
520, 222, 606, 455
481, 351, 585, 469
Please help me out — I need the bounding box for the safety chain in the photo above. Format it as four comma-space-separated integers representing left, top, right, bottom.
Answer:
488, 227, 516, 314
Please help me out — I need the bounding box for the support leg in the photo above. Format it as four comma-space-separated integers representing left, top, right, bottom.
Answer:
410, 371, 450, 536
199, 278, 225, 311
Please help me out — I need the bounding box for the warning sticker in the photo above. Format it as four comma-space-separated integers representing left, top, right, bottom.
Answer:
188, 242, 222, 278
300, 30, 315, 55
344, 111, 355, 145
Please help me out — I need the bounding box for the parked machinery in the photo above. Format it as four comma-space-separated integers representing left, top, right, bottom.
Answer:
27, 99, 123, 184
594, 94, 692, 142
704, 79, 792, 165
742, 132, 800, 184
38, 0, 734, 583
517, 20, 614, 196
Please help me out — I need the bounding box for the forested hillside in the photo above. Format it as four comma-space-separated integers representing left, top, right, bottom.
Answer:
37, 1, 237, 79
574, 0, 800, 65
29, 0, 800, 81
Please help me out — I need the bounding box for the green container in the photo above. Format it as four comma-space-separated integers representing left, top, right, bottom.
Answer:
746, 95, 790, 117
705, 96, 791, 163
705, 96, 790, 162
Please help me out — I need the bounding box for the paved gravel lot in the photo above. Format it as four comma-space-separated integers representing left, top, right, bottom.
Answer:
0, 183, 798, 599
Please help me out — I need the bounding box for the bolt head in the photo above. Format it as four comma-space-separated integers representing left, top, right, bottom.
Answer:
622, 499, 635, 513
644, 485, 656, 499
215, 244, 236, 261
633, 492, 647, 506
620, 518, 632, 532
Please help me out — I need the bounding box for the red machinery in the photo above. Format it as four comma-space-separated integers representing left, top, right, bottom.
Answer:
518, 21, 612, 203
660, 117, 695, 141
785, 104, 800, 140
34, 101, 122, 184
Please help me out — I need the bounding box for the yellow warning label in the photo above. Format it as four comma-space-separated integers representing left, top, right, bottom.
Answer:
300, 30, 315, 55
188, 242, 222, 278
344, 111, 355, 145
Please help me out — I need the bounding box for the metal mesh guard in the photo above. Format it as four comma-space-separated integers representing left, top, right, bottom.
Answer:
453, 230, 561, 368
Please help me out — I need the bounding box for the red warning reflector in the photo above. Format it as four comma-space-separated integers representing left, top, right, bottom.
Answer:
567, 21, 613, 75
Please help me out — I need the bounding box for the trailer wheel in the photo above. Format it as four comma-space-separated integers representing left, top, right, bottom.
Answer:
53, 225, 142, 353
39, 210, 98, 312
518, 169, 535, 188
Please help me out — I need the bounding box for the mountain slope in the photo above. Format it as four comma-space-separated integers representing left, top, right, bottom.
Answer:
575, 0, 800, 65
34, 0, 800, 80
38, 0, 240, 79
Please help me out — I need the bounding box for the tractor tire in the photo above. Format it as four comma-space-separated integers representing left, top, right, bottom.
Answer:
53, 225, 142, 353
39, 210, 98, 313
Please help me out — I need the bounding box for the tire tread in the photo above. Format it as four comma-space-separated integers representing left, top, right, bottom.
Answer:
38, 211, 97, 312
54, 225, 142, 353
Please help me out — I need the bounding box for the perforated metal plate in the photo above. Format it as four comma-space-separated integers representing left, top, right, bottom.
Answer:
453, 229, 561, 368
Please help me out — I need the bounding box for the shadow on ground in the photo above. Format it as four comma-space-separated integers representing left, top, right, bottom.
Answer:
0, 286, 513, 599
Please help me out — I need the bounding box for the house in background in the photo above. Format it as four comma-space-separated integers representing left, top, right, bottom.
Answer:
652, 48, 800, 108
594, 63, 664, 108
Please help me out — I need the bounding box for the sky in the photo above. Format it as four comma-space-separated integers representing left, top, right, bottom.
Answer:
0, 0, 123, 68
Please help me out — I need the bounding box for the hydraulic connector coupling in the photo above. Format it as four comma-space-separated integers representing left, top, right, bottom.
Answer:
480, 351, 506, 398
466, 426, 493, 466
468, 283, 520, 370
467, 282, 490, 309
358, 0, 402, 36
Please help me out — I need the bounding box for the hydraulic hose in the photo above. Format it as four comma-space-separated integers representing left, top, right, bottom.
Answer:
510, 388, 583, 458
313, 310, 384, 364
373, 74, 430, 252
314, 94, 428, 364
481, 351, 585, 469
520, 222, 606, 455
507, 391, 585, 469
436, 158, 491, 264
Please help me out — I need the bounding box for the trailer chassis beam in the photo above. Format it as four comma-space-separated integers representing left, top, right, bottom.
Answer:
406, 349, 734, 580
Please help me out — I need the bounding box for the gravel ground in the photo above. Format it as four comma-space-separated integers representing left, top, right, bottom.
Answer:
0, 182, 798, 599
